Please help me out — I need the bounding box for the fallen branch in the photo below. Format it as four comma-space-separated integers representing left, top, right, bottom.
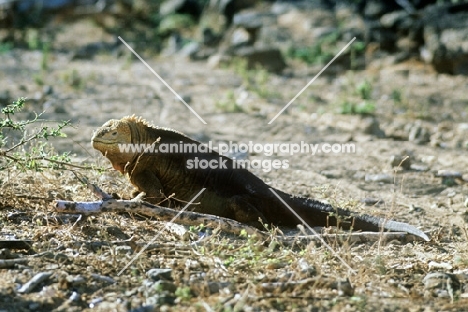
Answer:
55, 198, 267, 239
0, 258, 29, 269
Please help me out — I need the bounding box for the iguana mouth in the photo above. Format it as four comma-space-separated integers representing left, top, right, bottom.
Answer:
92, 138, 118, 144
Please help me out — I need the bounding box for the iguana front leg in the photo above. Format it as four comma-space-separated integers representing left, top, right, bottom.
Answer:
129, 170, 168, 205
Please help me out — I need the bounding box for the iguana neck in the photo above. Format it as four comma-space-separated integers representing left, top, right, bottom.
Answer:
122, 121, 162, 175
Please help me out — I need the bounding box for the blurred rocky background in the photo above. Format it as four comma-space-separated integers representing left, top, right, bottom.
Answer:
1, 0, 467, 75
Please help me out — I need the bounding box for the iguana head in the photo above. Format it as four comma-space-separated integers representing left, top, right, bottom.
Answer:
92, 117, 134, 173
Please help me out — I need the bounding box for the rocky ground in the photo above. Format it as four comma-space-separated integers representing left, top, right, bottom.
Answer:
1, 2, 468, 311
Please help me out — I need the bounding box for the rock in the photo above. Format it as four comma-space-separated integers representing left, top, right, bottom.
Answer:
232, 11, 265, 29
365, 173, 393, 183
365, 0, 396, 18
428, 261, 453, 270
177, 41, 200, 58
422, 3, 468, 75
435, 170, 463, 179
380, 10, 409, 28
360, 197, 384, 206
0, 89, 10, 106
297, 258, 316, 277
42, 85, 53, 95
202, 28, 222, 47
231, 28, 251, 46
390, 155, 411, 170
423, 272, 460, 297
106, 225, 130, 240
212, 0, 259, 25
409, 163, 429, 172
233, 46, 286, 73
277, 9, 336, 40
115, 245, 133, 255
153, 280, 177, 293
435, 170, 463, 186
231, 11, 277, 46
71, 275, 86, 286
147, 268, 173, 281
91, 274, 115, 284
160, 0, 202, 19
408, 123, 430, 144
360, 117, 385, 138
320, 170, 342, 179
207, 282, 232, 294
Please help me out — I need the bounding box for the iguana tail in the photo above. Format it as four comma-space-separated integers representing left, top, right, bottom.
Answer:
274, 191, 430, 241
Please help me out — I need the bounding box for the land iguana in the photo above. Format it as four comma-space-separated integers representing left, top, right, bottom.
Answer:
91, 116, 430, 241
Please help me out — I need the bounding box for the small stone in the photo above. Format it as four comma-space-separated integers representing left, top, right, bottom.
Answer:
337, 279, 354, 297
320, 170, 342, 179
91, 274, 115, 284
147, 268, 173, 281
207, 282, 232, 294
410, 164, 429, 172
178, 41, 200, 58
233, 12, 264, 29
435, 170, 462, 179
365, 173, 393, 183
115, 245, 133, 255
89, 297, 103, 308
408, 125, 430, 144
428, 261, 453, 270
233, 46, 286, 73
360, 198, 384, 206
174, 94, 191, 104
297, 258, 316, 277
390, 155, 411, 170
423, 272, 460, 295
69, 291, 81, 302
231, 28, 251, 46
42, 85, 53, 95
435, 170, 462, 186
153, 280, 177, 293
28, 302, 40, 310
360, 117, 385, 138
72, 275, 86, 286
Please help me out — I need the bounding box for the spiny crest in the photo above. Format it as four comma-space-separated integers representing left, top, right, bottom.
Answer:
120, 114, 188, 137
122, 114, 153, 128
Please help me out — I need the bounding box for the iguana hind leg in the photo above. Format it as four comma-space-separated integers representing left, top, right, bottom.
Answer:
227, 195, 268, 229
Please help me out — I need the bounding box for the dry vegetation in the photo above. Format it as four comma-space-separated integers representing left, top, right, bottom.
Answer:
1, 108, 467, 311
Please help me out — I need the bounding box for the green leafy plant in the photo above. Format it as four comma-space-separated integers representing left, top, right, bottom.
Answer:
336, 80, 376, 115
175, 286, 192, 301
0, 42, 13, 54
286, 31, 340, 65
216, 90, 243, 113
230, 59, 281, 101
0, 97, 78, 171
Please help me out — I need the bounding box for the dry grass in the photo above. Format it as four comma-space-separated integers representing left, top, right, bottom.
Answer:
1, 166, 467, 311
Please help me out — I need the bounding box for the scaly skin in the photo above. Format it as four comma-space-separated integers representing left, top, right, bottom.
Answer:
91, 115, 430, 241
